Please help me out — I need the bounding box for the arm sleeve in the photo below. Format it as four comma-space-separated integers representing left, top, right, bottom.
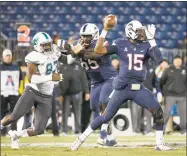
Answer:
147, 46, 163, 65
80, 67, 89, 93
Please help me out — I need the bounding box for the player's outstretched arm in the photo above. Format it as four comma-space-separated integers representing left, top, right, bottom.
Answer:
145, 24, 163, 65
56, 39, 76, 64
94, 14, 117, 55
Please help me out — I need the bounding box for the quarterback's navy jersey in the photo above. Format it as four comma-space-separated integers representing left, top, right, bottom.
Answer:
106, 38, 163, 90
73, 40, 117, 84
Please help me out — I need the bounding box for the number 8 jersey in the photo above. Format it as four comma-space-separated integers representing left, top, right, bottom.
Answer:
25, 44, 60, 95
74, 40, 117, 84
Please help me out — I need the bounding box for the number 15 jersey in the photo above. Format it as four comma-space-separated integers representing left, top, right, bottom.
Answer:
106, 38, 163, 90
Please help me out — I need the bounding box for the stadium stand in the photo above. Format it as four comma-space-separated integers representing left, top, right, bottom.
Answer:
0, 1, 186, 48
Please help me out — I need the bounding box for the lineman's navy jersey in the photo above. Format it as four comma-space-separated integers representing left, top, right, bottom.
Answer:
106, 38, 163, 90
73, 40, 117, 84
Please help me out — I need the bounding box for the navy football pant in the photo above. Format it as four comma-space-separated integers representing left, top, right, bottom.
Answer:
90, 79, 113, 119
91, 84, 162, 130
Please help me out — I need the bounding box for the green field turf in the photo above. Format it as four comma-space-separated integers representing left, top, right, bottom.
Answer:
1, 135, 186, 156
1, 146, 186, 156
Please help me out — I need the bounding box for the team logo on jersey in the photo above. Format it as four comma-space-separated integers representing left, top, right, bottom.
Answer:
124, 47, 128, 52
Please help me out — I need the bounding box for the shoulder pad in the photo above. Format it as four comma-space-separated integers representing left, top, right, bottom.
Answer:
25, 51, 45, 64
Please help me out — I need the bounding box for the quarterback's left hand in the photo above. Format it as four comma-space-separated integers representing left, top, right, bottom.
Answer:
144, 24, 156, 40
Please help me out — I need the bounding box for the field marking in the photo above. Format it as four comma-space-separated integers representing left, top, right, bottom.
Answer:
2, 142, 186, 149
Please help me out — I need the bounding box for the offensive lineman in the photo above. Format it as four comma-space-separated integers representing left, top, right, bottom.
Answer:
0, 32, 80, 149
71, 23, 118, 146
70, 16, 172, 151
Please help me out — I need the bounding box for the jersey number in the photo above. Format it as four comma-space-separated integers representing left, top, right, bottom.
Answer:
17, 25, 30, 42
46, 61, 57, 75
80, 59, 99, 70
127, 54, 144, 71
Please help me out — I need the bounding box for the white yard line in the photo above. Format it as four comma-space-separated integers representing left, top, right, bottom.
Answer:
1, 142, 186, 148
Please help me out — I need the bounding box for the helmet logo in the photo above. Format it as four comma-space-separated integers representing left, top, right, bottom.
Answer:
33, 37, 39, 45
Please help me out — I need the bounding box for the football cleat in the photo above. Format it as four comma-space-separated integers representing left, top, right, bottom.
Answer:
97, 137, 106, 145
155, 143, 172, 151
8, 130, 19, 149
97, 130, 107, 145
104, 139, 118, 147
70, 137, 84, 151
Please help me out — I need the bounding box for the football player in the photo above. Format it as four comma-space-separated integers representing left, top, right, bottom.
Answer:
66, 23, 118, 146
70, 18, 172, 151
0, 32, 80, 149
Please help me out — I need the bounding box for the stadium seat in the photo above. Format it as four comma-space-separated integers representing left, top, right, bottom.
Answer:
1, 1, 186, 48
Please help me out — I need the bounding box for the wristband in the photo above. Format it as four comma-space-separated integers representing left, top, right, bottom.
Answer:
100, 30, 108, 38
148, 39, 157, 47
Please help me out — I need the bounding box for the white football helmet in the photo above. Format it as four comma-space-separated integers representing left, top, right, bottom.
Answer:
125, 20, 144, 40
79, 23, 99, 40
32, 32, 53, 54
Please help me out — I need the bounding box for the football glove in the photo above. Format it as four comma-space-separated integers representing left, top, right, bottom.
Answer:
144, 24, 156, 40
157, 92, 162, 103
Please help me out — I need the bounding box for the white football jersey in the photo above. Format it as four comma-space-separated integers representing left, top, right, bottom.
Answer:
25, 44, 61, 95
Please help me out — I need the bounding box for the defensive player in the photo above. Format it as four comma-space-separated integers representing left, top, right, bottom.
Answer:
0, 32, 79, 149
70, 16, 172, 151
73, 23, 118, 146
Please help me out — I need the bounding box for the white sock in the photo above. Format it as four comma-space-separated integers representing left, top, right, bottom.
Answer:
101, 124, 108, 132
16, 129, 29, 138
79, 125, 93, 141
156, 130, 164, 145
107, 134, 115, 141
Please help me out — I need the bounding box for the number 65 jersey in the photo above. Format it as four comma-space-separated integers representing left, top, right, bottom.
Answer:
74, 40, 117, 84
25, 45, 59, 95
106, 38, 163, 90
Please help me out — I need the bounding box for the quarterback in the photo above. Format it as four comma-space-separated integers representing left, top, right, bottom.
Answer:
71, 15, 172, 151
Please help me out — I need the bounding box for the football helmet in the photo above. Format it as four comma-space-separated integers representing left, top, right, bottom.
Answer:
79, 23, 99, 46
125, 20, 145, 41
32, 32, 53, 54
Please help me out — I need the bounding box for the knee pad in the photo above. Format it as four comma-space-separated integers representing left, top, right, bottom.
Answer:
152, 107, 164, 125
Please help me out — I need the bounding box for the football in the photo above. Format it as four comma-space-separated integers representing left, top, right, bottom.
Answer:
103, 14, 117, 29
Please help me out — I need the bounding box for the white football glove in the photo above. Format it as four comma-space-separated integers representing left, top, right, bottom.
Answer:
157, 92, 162, 103
144, 24, 156, 40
